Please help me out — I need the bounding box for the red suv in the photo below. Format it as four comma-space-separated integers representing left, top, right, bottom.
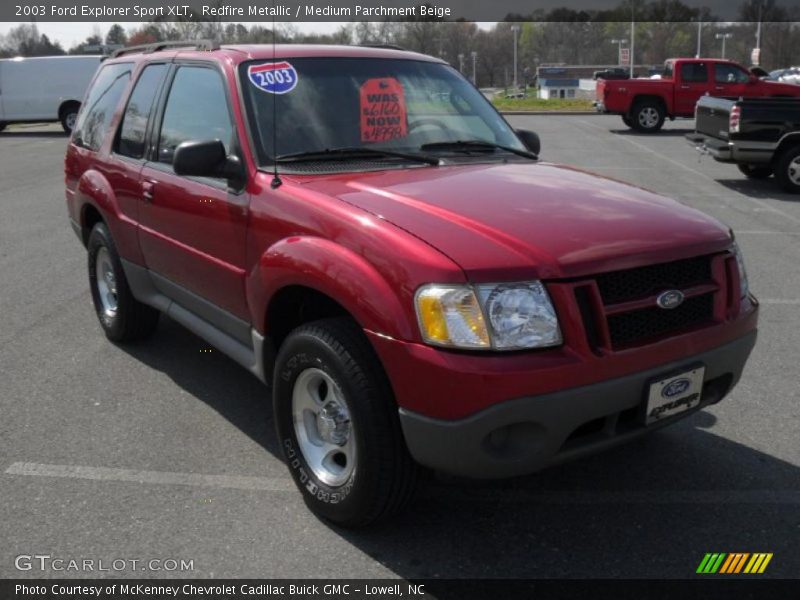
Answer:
65, 42, 758, 526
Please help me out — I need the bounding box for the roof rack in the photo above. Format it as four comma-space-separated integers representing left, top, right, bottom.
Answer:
111, 40, 219, 59
358, 44, 406, 51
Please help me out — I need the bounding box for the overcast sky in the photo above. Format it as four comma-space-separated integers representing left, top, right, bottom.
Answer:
0, 21, 359, 49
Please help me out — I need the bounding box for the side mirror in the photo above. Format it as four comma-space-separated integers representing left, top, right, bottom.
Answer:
515, 129, 541, 155
173, 139, 244, 185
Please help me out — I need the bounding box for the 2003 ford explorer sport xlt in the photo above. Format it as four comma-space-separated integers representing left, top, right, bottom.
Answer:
65, 41, 758, 527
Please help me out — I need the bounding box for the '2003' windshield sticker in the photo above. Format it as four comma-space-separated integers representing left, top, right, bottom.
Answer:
248, 61, 298, 94
360, 77, 408, 143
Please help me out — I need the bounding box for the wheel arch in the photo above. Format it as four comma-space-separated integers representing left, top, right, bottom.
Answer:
251, 236, 416, 346
630, 94, 667, 115
58, 99, 81, 121
775, 132, 800, 158
74, 169, 144, 263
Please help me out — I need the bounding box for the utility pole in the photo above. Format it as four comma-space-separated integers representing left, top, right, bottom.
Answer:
630, 0, 636, 78
696, 20, 702, 57
755, 0, 763, 65
716, 32, 732, 59
458, 53, 464, 74
511, 24, 520, 90
471, 51, 477, 85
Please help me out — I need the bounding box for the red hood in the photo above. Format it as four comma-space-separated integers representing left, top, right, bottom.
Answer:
295, 162, 732, 280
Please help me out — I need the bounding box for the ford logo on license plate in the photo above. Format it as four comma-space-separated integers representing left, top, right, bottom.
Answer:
662, 377, 691, 398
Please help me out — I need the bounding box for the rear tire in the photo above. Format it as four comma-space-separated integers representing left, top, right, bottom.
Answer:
273, 317, 418, 527
631, 101, 665, 133
737, 164, 773, 179
622, 115, 633, 128
0, 122, 6, 133
60, 103, 80, 134
87, 222, 159, 342
774, 145, 800, 194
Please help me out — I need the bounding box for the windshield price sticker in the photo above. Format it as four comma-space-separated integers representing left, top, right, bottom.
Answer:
248, 62, 298, 94
360, 78, 408, 143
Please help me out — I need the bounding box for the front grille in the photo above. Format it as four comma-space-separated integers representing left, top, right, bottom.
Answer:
596, 255, 712, 304
568, 253, 722, 351
607, 293, 715, 347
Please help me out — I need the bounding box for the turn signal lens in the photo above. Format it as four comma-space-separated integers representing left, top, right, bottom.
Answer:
415, 285, 490, 348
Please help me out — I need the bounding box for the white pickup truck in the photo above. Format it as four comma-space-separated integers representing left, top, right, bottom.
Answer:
0, 55, 101, 133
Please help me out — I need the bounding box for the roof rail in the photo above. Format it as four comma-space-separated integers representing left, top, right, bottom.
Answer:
358, 44, 406, 51
111, 40, 219, 59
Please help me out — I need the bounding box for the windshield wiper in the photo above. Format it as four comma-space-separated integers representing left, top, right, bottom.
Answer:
276, 146, 440, 166
420, 140, 537, 160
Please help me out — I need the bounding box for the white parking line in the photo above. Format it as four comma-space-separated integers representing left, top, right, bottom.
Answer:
6, 462, 800, 504
4, 462, 294, 492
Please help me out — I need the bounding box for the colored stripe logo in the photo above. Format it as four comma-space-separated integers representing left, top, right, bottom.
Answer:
697, 553, 773, 574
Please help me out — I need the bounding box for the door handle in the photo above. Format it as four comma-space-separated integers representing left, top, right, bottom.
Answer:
715, 86, 725, 91
142, 180, 156, 203
680, 85, 690, 89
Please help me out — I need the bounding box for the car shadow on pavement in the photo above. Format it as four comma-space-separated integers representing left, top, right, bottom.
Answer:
0, 131, 67, 138
118, 317, 281, 457
333, 416, 800, 578
610, 128, 696, 138
118, 317, 799, 578
716, 178, 798, 201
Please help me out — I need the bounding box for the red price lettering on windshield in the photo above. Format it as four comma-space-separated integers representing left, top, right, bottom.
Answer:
360, 78, 408, 143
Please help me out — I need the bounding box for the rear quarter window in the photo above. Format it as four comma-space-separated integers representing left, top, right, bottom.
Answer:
116, 64, 168, 159
73, 62, 132, 151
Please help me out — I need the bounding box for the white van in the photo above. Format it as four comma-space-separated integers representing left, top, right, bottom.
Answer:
0, 55, 102, 133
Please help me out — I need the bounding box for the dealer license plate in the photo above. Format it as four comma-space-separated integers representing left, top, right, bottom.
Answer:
645, 366, 705, 425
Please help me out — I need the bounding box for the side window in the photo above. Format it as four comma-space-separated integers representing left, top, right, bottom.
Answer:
714, 64, 749, 84
680, 63, 708, 83
157, 66, 233, 164
73, 63, 131, 151
117, 64, 167, 159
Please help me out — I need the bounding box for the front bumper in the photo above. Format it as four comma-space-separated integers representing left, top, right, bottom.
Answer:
397, 331, 756, 478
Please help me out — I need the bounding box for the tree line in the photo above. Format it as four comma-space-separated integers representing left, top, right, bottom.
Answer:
2, 0, 799, 85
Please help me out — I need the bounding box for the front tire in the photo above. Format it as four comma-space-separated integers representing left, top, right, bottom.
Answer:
0, 122, 6, 133
273, 318, 418, 527
774, 145, 800, 194
737, 164, 773, 179
622, 115, 633, 128
88, 222, 159, 342
631, 101, 665, 133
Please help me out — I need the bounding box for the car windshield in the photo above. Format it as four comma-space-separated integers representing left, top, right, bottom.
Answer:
238, 57, 526, 167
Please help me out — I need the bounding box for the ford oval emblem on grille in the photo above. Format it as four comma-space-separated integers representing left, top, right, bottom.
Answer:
656, 289, 684, 310
662, 378, 691, 398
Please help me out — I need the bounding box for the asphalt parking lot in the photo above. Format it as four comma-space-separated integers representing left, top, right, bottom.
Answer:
1, 116, 798, 580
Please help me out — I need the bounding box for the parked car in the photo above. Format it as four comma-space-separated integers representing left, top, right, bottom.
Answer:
687, 95, 800, 193
777, 67, 800, 85
0, 55, 102, 133
66, 41, 758, 526
593, 67, 629, 81
595, 57, 800, 133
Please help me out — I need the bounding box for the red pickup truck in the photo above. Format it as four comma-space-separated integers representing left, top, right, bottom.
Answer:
66, 42, 758, 526
596, 57, 800, 132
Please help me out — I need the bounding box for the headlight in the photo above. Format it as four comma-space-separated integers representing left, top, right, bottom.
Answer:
731, 242, 749, 299
415, 282, 561, 350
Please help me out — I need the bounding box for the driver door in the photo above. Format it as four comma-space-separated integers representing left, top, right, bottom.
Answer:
138, 63, 250, 322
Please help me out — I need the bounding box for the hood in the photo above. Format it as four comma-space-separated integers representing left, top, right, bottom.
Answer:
296, 162, 732, 280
